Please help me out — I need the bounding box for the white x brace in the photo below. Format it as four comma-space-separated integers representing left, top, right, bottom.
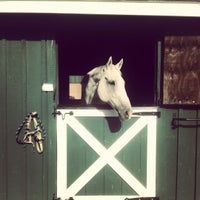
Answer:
57, 109, 157, 200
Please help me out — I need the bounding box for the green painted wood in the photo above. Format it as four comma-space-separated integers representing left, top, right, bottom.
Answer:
67, 125, 90, 188
41, 40, 49, 200
45, 40, 57, 200
0, 40, 57, 200
156, 108, 178, 200
195, 110, 200, 199
176, 109, 197, 200
0, 39, 7, 200
26, 41, 45, 200
195, 110, 200, 200
6, 41, 27, 200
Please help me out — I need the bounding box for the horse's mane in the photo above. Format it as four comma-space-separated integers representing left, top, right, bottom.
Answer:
81, 74, 106, 106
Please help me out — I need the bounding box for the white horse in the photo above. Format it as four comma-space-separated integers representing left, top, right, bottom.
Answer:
85, 56, 132, 120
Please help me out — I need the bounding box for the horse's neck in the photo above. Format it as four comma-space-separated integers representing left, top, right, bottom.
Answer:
92, 91, 105, 105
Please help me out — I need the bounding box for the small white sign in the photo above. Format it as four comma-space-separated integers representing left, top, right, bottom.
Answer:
42, 83, 54, 92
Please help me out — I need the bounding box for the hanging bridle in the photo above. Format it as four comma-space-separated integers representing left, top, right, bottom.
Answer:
16, 112, 46, 154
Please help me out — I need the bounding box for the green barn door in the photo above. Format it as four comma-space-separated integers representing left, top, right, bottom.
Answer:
57, 108, 158, 200
176, 109, 200, 200
0, 40, 57, 200
157, 108, 200, 200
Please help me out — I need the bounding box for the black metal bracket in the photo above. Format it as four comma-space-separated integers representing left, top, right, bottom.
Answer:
171, 117, 200, 129
52, 195, 74, 200
52, 110, 74, 119
125, 197, 159, 200
52, 193, 61, 200
132, 111, 161, 118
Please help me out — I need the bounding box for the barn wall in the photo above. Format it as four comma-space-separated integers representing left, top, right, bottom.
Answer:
0, 40, 57, 200
0, 39, 200, 200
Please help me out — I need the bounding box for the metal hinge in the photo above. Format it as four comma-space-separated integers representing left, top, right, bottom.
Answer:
52, 194, 74, 200
125, 197, 159, 200
52, 193, 61, 200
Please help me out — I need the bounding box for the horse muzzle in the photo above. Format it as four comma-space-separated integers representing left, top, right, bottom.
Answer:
116, 106, 132, 121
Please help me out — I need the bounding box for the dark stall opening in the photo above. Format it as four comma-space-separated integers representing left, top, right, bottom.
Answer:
58, 15, 159, 108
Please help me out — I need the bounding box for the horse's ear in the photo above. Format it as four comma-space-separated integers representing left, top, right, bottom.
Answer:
85, 66, 103, 104
116, 58, 123, 70
106, 56, 113, 66
87, 66, 104, 79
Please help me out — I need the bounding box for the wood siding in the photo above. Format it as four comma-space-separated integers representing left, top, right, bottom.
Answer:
0, 39, 200, 200
0, 40, 57, 200
157, 109, 200, 200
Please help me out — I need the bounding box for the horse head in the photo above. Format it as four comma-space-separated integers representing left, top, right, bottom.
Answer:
85, 56, 132, 120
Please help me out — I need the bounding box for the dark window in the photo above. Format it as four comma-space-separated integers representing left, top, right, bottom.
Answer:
58, 15, 158, 107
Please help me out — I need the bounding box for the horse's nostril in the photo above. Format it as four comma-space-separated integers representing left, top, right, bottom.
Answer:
125, 110, 131, 119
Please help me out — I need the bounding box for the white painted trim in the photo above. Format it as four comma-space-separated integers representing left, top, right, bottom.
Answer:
63, 196, 154, 200
0, 1, 200, 17
146, 117, 157, 197
57, 107, 158, 118
57, 108, 157, 199
57, 115, 67, 198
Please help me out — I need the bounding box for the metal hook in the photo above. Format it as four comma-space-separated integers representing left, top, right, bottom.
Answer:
52, 110, 74, 120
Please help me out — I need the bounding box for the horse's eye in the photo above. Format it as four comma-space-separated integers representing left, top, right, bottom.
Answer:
108, 80, 115, 85
109, 81, 115, 85
105, 77, 115, 85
